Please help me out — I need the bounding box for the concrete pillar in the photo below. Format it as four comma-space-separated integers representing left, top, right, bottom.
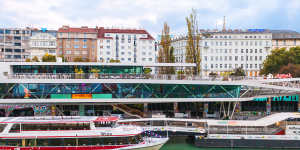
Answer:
144, 103, 148, 117
266, 97, 271, 115
79, 105, 85, 116
203, 103, 208, 118
173, 102, 179, 113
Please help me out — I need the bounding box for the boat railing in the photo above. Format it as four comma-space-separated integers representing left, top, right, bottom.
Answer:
7, 73, 265, 81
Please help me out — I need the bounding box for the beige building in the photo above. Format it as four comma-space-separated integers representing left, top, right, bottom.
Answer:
57, 26, 97, 62
29, 29, 57, 61
271, 30, 300, 50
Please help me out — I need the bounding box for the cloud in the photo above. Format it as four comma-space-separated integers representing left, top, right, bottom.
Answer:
0, 0, 299, 38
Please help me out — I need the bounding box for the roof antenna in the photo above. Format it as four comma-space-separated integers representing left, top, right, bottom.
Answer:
222, 16, 226, 32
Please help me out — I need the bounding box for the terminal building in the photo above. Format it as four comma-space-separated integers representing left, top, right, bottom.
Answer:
0, 62, 298, 119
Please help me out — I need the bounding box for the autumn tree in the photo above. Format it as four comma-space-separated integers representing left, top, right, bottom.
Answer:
185, 9, 201, 75
42, 53, 56, 62
157, 22, 175, 74
31, 56, 40, 62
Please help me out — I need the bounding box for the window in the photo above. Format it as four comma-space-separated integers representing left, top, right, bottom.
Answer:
74, 45, 79, 48
75, 51, 80, 55
255, 49, 257, 53
14, 43, 21, 46
235, 56, 238, 61
128, 58, 131, 61
121, 46, 125, 49
106, 46, 110, 49
259, 49, 263, 53
83, 45, 87, 48
128, 52, 132, 55
142, 58, 146, 61
106, 51, 110, 55
121, 58, 125, 61
142, 52, 146, 55
74, 39, 79, 42
204, 56, 207, 61
241, 49, 244, 53
229, 56, 232, 61
241, 56, 244, 61
148, 58, 152, 61
211, 56, 213, 61
121, 52, 125, 55
211, 64, 213, 69
259, 56, 262, 61
66, 50, 71, 54
106, 40, 110, 43
148, 52, 152, 55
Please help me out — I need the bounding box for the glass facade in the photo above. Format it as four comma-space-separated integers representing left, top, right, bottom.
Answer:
12, 65, 144, 74
0, 83, 241, 99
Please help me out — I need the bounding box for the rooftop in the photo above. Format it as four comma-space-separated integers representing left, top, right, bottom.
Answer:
97, 27, 154, 40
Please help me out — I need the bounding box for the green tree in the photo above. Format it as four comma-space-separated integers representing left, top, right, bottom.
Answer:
42, 53, 56, 62
261, 46, 300, 75
31, 56, 40, 62
185, 9, 201, 75
230, 67, 246, 76
157, 22, 175, 74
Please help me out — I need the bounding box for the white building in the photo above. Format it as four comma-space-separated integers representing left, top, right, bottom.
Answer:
97, 27, 156, 63
30, 29, 57, 60
171, 29, 272, 77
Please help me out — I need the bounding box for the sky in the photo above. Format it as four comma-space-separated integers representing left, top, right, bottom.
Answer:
0, 0, 300, 39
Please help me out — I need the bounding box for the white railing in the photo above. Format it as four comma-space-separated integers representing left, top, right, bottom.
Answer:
7, 73, 265, 81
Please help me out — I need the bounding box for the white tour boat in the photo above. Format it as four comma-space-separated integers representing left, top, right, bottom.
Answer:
0, 116, 168, 150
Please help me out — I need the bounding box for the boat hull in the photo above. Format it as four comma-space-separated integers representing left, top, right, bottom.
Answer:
195, 139, 300, 149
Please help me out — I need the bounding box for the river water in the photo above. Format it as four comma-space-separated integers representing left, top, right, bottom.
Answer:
160, 136, 281, 150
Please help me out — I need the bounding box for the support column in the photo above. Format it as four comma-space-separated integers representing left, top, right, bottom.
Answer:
266, 97, 271, 115
51, 105, 56, 116
79, 105, 85, 116
173, 102, 179, 113
144, 103, 148, 117
203, 103, 208, 118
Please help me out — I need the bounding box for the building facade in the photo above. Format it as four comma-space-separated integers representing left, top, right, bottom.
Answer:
171, 29, 273, 77
0, 28, 31, 62
97, 27, 156, 63
57, 26, 98, 62
29, 29, 57, 61
271, 30, 300, 50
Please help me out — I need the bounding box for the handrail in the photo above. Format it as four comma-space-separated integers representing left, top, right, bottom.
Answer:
7, 73, 265, 81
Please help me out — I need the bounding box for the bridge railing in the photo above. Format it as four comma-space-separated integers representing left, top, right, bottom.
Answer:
7, 73, 264, 81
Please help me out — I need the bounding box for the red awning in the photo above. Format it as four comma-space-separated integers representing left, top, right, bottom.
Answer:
94, 116, 119, 122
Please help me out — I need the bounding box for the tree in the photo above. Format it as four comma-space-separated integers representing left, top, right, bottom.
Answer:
279, 63, 300, 77
157, 22, 175, 74
25, 58, 31, 62
230, 67, 246, 76
109, 59, 120, 63
185, 9, 201, 75
260, 48, 290, 75
42, 53, 56, 62
31, 56, 40, 62
73, 57, 85, 62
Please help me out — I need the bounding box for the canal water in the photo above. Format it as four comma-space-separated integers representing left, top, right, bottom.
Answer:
160, 136, 283, 150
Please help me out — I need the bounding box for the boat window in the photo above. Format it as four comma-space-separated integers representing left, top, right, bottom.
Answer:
0, 124, 7, 133
9, 124, 20, 133
0, 139, 22, 146
34, 135, 143, 146
94, 122, 116, 128
21, 122, 90, 131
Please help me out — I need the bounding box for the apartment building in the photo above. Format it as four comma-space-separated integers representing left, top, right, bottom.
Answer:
271, 30, 300, 50
97, 27, 156, 63
171, 29, 273, 77
29, 29, 57, 60
57, 26, 97, 62
0, 28, 31, 61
